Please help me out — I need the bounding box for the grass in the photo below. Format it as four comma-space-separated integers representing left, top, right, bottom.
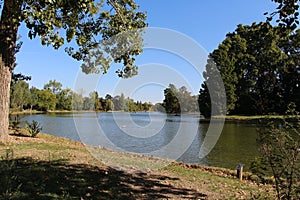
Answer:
225, 115, 284, 120
0, 133, 276, 199
161, 164, 274, 199
197, 115, 300, 123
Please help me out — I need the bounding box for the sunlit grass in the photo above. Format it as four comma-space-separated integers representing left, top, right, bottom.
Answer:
0, 133, 276, 199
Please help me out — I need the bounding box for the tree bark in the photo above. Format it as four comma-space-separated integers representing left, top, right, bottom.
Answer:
0, 0, 22, 143
0, 59, 12, 143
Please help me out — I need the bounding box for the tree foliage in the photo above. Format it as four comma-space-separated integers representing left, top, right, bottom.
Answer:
0, 0, 146, 142
163, 84, 198, 114
199, 22, 300, 116
198, 57, 227, 117
1, 0, 147, 75
266, 0, 300, 30
36, 89, 56, 111
10, 80, 30, 110
10, 79, 153, 112
198, 82, 211, 117
56, 88, 73, 110
246, 3, 300, 199
163, 84, 180, 114
11, 73, 31, 83
44, 80, 62, 94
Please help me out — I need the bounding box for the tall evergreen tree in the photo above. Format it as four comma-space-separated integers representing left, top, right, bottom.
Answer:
198, 57, 227, 117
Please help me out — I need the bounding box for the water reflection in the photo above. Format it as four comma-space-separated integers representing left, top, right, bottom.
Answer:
203, 123, 259, 170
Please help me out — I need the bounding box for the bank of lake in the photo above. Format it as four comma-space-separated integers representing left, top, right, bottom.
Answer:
0, 133, 275, 199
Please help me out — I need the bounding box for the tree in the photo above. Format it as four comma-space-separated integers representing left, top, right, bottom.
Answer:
152, 103, 165, 112
143, 102, 153, 111
163, 84, 180, 114
199, 22, 299, 115
125, 97, 136, 112
105, 94, 113, 101
112, 93, 126, 111
198, 57, 227, 117
72, 92, 84, 111
99, 97, 106, 111
82, 91, 99, 110
198, 82, 211, 117
11, 73, 31, 83
177, 86, 198, 113
198, 0, 299, 117
280, 29, 300, 112
44, 80, 62, 94
28, 86, 39, 111
0, 0, 147, 143
56, 88, 73, 110
83, 96, 93, 110
266, 0, 300, 30
251, 4, 300, 199
162, 84, 198, 114
207, 37, 242, 113
36, 89, 56, 111
105, 99, 114, 111
10, 80, 30, 111
89, 91, 100, 111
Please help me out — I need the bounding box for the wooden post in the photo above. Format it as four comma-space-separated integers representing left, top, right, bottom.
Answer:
236, 164, 244, 181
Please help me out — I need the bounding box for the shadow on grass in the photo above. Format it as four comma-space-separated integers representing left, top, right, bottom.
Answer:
0, 158, 207, 199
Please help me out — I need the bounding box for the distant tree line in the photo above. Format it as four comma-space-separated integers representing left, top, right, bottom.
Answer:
199, 22, 300, 117
10, 79, 153, 112
10, 78, 201, 114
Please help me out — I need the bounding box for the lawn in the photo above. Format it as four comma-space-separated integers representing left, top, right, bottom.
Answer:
0, 133, 275, 199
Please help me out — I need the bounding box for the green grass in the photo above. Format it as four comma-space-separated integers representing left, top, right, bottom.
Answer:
162, 164, 275, 199
0, 133, 276, 199
225, 115, 284, 119
201, 115, 300, 122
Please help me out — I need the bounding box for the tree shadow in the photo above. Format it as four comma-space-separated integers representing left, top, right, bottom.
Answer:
0, 158, 207, 199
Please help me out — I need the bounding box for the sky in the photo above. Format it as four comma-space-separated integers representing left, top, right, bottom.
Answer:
15, 0, 278, 103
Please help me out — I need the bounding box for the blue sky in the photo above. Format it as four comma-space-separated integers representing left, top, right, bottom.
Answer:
15, 0, 277, 103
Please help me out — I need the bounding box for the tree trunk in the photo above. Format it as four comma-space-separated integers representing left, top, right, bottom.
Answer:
0, 0, 22, 143
0, 60, 12, 143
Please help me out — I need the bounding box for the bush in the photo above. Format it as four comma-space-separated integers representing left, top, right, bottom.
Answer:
26, 120, 42, 137
252, 103, 300, 200
9, 115, 22, 135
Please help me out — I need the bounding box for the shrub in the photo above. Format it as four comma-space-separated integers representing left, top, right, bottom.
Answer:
26, 120, 43, 137
252, 103, 300, 200
9, 115, 22, 135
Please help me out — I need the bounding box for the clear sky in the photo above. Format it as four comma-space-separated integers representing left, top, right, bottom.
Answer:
15, 0, 277, 103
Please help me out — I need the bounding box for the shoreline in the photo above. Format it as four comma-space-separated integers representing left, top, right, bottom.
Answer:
6, 131, 255, 174
5, 132, 265, 178
1, 132, 275, 199
11, 110, 297, 120
200, 115, 300, 123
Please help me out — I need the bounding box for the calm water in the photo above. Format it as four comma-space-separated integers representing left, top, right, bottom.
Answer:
19, 112, 259, 170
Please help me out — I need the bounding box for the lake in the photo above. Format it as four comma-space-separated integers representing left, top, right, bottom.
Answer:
19, 112, 259, 170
